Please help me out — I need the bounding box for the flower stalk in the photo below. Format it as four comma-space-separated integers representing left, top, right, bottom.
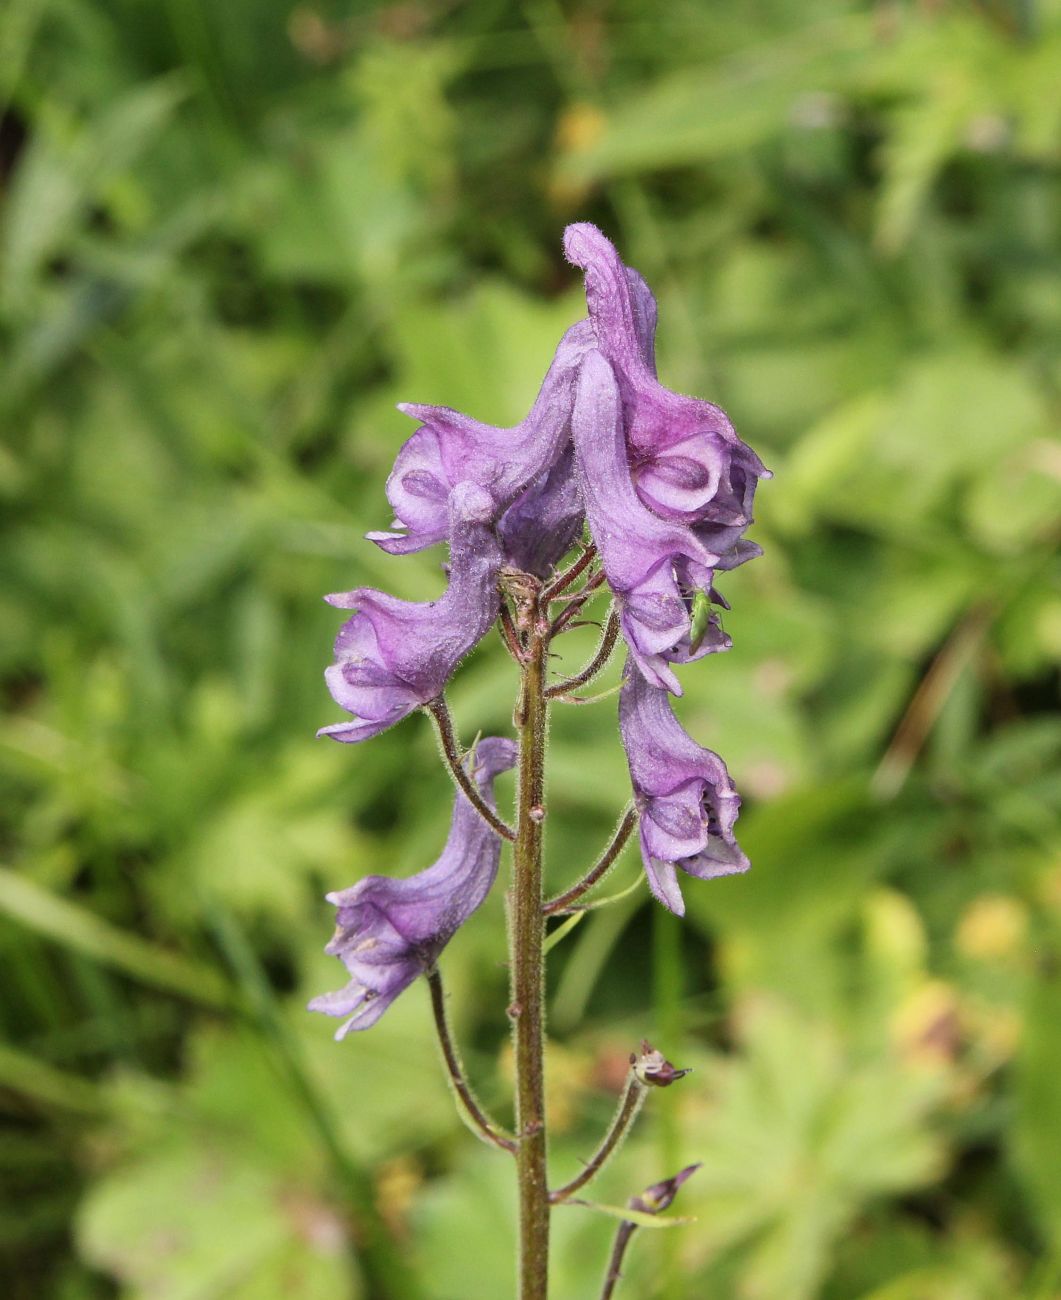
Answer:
550, 1073, 645, 1204
543, 807, 638, 916
511, 592, 551, 1300
546, 606, 621, 699
426, 695, 516, 842
426, 968, 516, 1153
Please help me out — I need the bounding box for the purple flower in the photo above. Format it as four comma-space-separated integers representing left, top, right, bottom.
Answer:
319, 482, 501, 744
563, 222, 769, 564
619, 662, 749, 915
309, 737, 517, 1037
572, 348, 729, 693
497, 445, 584, 579
367, 320, 594, 556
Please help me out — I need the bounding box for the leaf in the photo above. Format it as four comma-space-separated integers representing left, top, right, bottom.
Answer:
544, 911, 585, 955
1, 76, 187, 307
564, 1199, 697, 1230
0, 1043, 106, 1115
557, 15, 873, 179
77, 1143, 358, 1300
0, 868, 232, 1008
1013, 951, 1061, 1251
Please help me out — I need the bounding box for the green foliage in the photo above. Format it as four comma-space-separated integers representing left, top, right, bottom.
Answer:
1, 1, 1058, 1297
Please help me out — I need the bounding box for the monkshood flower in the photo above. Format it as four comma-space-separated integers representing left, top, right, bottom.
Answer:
309, 737, 518, 1038
367, 319, 594, 556
619, 662, 749, 915
319, 482, 501, 744
572, 348, 730, 693
564, 223, 769, 557
497, 445, 583, 579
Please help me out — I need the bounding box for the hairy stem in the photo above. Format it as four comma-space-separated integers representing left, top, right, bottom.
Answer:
546, 607, 621, 699
511, 601, 551, 1299
499, 602, 527, 663
598, 1222, 637, 1300
551, 571, 608, 635
427, 968, 516, 1153
543, 807, 637, 915
542, 544, 597, 602
425, 696, 516, 842
550, 1074, 645, 1203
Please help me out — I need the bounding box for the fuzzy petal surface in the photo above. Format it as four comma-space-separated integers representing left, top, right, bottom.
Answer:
310, 737, 517, 1036
619, 662, 748, 914
564, 221, 770, 530
320, 482, 501, 743
370, 320, 595, 555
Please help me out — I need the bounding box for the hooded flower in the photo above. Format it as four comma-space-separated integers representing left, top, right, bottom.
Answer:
497, 445, 584, 579
619, 662, 749, 915
309, 737, 518, 1037
563, 222, 769, 572
367, 320, 595, 557
572, 348, 729, 693
319, 482, 501, 743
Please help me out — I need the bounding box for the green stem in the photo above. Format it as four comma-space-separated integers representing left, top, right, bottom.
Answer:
511, 601, 551, 1300
550, 1073, 645, 1203
546, 606, 621, 699
653, 906, 684, 1292
426, 967, 516, 1153
425, 696, 516, 841
542, 806, 637, 916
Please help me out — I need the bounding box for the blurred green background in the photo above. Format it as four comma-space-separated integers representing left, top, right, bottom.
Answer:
1, 1, 1059, 1297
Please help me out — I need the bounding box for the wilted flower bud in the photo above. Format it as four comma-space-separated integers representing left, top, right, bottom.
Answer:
632, 1040, 690, 1088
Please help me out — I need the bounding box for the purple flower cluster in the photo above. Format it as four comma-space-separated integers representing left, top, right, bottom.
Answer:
314, 223, 767, 1022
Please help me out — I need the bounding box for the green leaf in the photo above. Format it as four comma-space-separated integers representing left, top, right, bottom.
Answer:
0, 868, 232, 1008
1013, 950, 1061, 1251
77, 1144, 359, 1300
564, 1199, 697, 1230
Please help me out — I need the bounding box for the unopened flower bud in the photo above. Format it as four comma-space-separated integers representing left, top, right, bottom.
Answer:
630, 1163, 701, 1215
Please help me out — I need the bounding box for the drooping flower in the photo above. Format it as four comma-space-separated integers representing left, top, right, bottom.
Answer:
309, 737, 517, 1037
367, 320, 595, 557
572, 348, 729, 693
563, 222, 769, 570
619, 661, 749, 915
319, 482, 501, 744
